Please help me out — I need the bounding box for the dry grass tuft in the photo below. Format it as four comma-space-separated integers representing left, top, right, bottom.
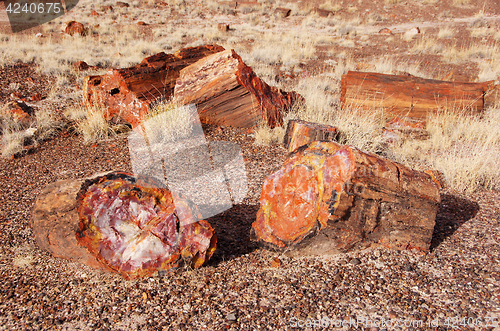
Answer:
438, 27, 456, 39
143, 98, 195, 145
386, 108, 500, 193
253, 124, 286, 146
1, 106, 62, 158
453, 0, 471, 5
74, 102, 127, 143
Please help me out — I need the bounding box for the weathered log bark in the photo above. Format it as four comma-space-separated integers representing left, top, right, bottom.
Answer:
32, 172, 217, 279
251, 141, 440, 252
283, 119, 338, 153
83, 45, 225, 128
341, 71, 497, 118
173, 49, 304, 128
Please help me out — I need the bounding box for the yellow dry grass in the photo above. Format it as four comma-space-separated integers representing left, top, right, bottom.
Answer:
387, 107, 500, 193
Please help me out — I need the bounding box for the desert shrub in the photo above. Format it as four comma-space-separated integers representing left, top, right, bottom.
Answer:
253, 124, 286, 146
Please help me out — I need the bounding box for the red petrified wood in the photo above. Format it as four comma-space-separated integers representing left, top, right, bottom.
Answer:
252, 141, 441, 252
340, 71, 498, 118
173, 49, 304, 128
283, 119, 339, 153
83, 45, 225, 128
252, 144, 356, 248
32, 172, 217, 279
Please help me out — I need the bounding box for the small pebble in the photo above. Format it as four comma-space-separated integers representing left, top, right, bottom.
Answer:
350, 258, 361, 265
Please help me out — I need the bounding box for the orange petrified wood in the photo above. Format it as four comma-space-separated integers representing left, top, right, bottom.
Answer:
283, 119, 339, 153
340, 71, 497, 118
252, 141, 441, 252
173, 49, 304, 128
252, 144, 356, 248
83, 45, 225, 128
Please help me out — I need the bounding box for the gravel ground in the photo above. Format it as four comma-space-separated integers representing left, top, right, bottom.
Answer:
0, 122, 499, 331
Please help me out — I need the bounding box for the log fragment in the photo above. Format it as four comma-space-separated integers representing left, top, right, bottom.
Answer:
83, 44, 225, 128
381, 116, 430, 143
283, 119, 339, 153
274, 7, 291, 18
251, 141, 440, 252
217, 23, 230, 32
341, 71, 497, 118
32, 172, 217, 279
173, 49, 304, 128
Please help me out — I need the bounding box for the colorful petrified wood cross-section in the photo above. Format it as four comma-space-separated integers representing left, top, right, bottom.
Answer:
76, 172, 217, 280
252, 144, 356, 248
252, 141, 441, 252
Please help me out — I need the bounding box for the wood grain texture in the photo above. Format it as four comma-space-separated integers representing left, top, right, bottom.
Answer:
252, 141, 441, 252
174, 49, 304, 128
283, 119, 339, 153
83, 45, 225, 128
341, 71, 497, 118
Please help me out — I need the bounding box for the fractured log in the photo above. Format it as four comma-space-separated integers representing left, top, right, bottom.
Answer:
283, 119, 339, 153
173, 49, 304, 128
32, 171, 217, 280
251, 141, 440, 252
83, 44, 225, 128
341, 71, 497, 118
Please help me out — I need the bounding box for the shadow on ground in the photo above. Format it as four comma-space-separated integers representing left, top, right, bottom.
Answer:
205, 203, 260, 265
430, 193, 480, 250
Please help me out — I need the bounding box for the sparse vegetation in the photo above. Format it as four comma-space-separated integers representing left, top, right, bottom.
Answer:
73, 102, 128, 143
0, 0, 499, 193
453, 0, 471, 6
143, 98, 196, 147
386, 107, 500, 193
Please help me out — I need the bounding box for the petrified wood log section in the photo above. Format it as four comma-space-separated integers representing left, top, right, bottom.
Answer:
381, 116, 430, 142
173, 49, 304, 128
83, 45, 225, 128
252, 141, 440, 252
340, 71, 497, 118
283, 119, 338, 153
32, 172, 217, 279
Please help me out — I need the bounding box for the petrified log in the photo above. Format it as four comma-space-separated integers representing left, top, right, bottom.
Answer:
312, 8, 334, 17
341, 71, 497, 118
283, 119, 338, 153
252, 144, 356, 248
381, 116, 430, 143
83, 44, 225, 128
173, 49, 304, 128
251, 141, 440, 252
0, 101, 34, 130
32, 172, 217, 279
